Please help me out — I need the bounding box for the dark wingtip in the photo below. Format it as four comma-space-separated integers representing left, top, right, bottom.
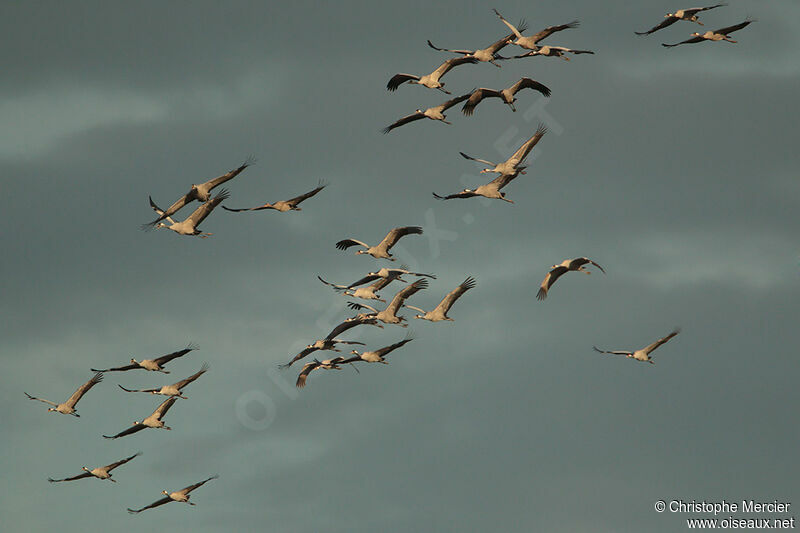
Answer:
536, 289, 546, 300
432, 192, 446, 200
381, 125, 393, 134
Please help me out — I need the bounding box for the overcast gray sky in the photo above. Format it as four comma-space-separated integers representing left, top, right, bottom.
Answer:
3, 1, 799, 532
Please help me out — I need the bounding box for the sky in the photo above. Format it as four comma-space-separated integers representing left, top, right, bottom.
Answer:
2, 1, 799, 531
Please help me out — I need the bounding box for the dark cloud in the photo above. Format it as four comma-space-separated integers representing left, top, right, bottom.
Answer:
3, 1, 799, 532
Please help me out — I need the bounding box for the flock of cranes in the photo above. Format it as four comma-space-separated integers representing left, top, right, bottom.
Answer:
25, 4, 756, 517
27, 345, 216, 512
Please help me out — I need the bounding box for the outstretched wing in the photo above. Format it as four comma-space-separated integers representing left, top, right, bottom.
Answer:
635, 16, 679, 35
324, 316, 378, 340
382, 112, 425, 134
537, 266, 568, 300
508, 123, 547, 166
64, 372, 103, 408
90, 363, 138, 372
118, 384, 157, 393
387, 73, 419, 91
335, 238, 370, 251
642, 329, 681, 355
430, 56, 479, 81
459, 151, 495, 167
104, 452, 142, 472
439, 92, 473, 111
386, 278, 428, 314
662, 35, 705, 47
493, 9, 524, 39
345, 274, 381, 288
553, 47, 594, 55
127, 496, 173, 514
334, 340, 366, 346
24, 393, 58, 407
714, 19, 753, 35
483, 27, 524, 54
172, 363, 209, 390
296, 362, 320, 388
103, 424, 147, 440
221, 203, 270, 212
286, 181, 327, 206
488, 171, 520, 190
462, 88, 502, 116
318, 276, 348, 291
377, 226, 423, 251
529, 20, 580, 44
48, 472, 94, 483
181, 474, 219, 495
153, 343, 198, 366
433, 276, 476, 315
592, 346, 632, 356
152, 396, 178, 419
185, 189, 230, 227
568, 257, 606, 273
202, 158, 254, 190
510, 77, 551, 97
690, 4, 728, 15
374, 337, 414, 359
347, 301, 378, 313
433, 190, 478, 200
426, 40, 473, 55
142, 194, 187, 229
279, 347, 316, 369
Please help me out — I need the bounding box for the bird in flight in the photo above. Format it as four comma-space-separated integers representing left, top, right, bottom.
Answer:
493, 9, 580, 50
662, 19, 753, 47
460, 124, 547, 175
433, 170, 521, 203
513, 45, 594, 60
103, 396, 180, 439
387, 56, 479, 94
148, 189, 230, 237
118, 363, 209, 398
382, 92, 473, 133
25, 372, 103, 417
636, 4, 727, 35
128, 475, 218, 514
406, 277, 476, 322
593, 329, 681, 364
92, 343, 198, 374
342, 336, 414, 364
426, 21, 526, 67
142, 158, 252, 229
48, 452, 141, 483
462, 78, 551, 116
222, 181, 327, 213
278, 339, 366, 369
347, 278, 429, 326
336, 226, 423, 260
537, 258, 605, 300
295, 358, 350, 388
